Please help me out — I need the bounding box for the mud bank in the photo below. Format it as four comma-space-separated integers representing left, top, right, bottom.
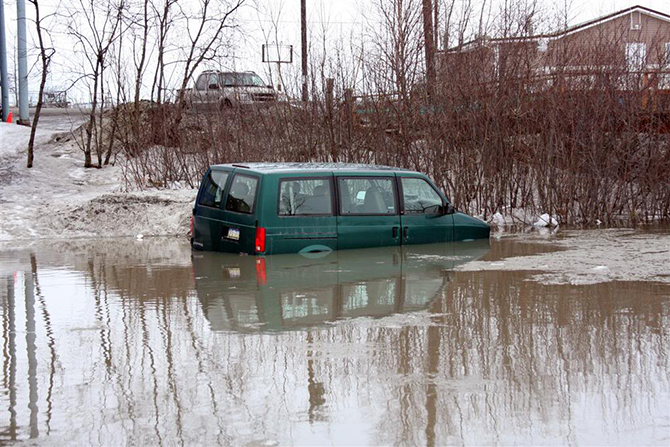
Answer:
459, 229, 670, 285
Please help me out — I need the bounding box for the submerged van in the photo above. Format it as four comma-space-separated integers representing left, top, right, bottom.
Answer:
191, 163, 490, 255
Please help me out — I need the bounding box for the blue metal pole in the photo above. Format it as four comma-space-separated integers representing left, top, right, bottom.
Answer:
17, 0, 29, 125
0, 0, 10, 121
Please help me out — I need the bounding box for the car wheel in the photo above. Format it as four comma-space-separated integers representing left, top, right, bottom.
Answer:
219, 99, 233, 111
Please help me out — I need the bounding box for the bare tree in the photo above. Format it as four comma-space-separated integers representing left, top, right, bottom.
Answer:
421, 0, 436, 96
150, 0, 178, 104
66, 0, 124, 167
365, 0, 424, 100
124, 0, 152, 156
26, 0, 54, 168
173, 0, 245, 116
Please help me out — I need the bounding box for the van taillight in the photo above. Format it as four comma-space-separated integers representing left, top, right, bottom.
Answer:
255, 227, 266, 253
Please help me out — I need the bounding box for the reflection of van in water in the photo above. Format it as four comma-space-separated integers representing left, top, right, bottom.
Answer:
191, 163, 490, 255
193, 241, 490, 332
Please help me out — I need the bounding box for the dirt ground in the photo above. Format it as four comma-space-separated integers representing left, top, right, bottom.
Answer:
0, 109, 196, 242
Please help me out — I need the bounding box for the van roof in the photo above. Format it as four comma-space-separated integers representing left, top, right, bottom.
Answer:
211, 162, 412, 174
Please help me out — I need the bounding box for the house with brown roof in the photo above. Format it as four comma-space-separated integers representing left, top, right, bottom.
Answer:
437, 5, 670, 96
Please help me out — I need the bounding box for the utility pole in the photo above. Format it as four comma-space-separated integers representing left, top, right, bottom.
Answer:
0, 0, 9, 121
422, 0, 436, 98
17, 0, 29, 125
300, 0, 307, 102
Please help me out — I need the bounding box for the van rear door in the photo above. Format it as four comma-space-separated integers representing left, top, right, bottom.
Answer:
218, 171, 262, 254
193, 168, 232, 251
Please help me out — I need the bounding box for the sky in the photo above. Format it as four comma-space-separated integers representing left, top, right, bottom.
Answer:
2, 0, 670, 104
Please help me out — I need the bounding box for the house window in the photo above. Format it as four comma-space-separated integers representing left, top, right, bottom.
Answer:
626, 42, 646, 71
658, 73, 670, 90
665, 42, 670, 66
630, 11, 641, 30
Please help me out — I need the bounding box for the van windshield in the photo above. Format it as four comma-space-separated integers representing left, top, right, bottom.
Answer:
220, 73, 265, 87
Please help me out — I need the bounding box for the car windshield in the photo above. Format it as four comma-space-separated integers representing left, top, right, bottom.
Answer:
220, 73, 265, 87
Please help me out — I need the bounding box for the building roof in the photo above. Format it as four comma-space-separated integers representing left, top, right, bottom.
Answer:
446, 5, 670, 52
212, 162, 410, 174
554, 5, 670, 38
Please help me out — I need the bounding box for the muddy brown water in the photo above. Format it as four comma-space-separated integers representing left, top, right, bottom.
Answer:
0, 235, 668, 445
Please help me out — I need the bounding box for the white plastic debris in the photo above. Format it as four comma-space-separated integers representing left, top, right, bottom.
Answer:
491, 212, 505, 227
533, 213, 559, 227
136, 234, 144, 240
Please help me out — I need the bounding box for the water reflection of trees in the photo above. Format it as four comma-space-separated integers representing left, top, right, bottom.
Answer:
359, 272, 669, 445
0, 240, 668, 445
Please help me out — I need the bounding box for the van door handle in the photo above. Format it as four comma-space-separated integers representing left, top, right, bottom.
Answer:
403, 226, 408, 239
392, 226, 399, 238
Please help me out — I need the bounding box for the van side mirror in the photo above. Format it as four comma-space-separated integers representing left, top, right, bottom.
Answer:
208, 83, 220, 90
440, 203, 455, 215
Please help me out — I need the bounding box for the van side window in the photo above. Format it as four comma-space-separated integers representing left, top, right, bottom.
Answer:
196, 74, 207, 91
279, 179, 333, 216
208, 73, 219, 89
401, 178, 442, 214
198, 170, 229, 208
226, 174, 258, 214
338, 177, 396, 215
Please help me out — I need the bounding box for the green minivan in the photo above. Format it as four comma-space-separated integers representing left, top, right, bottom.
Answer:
191, 163, 490, 255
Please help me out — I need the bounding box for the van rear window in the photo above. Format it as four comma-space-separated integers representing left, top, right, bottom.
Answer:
198, 170, 229, 208
225, 174, 259, 214
279, 179, 333, 215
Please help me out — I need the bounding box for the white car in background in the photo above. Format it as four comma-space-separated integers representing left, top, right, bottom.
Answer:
187, 71, 280, 109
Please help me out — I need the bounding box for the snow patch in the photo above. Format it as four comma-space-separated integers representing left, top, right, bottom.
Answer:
532, 213, 559, 227
487, 207, 560, 231
1, 117, 197, 241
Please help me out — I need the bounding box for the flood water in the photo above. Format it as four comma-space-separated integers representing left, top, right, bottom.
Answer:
1, 236, 668, 445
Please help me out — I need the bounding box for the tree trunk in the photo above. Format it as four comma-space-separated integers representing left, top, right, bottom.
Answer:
84, 59, 100, 168
26, 0, 49, 168
422, 0, 435, 97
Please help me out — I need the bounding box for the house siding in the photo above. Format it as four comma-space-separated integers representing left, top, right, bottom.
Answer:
546, 12, 670, 68
437, 7, 670, 90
